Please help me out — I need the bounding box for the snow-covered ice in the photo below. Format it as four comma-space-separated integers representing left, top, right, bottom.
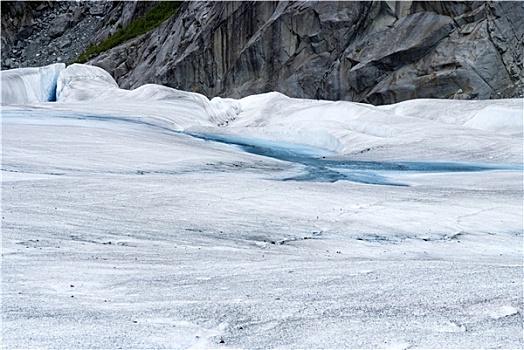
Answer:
1, 64, 523, 348
1, 63, 65, 105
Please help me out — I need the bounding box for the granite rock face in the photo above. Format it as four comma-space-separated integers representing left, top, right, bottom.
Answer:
365, 1, 524, 104
87, 1, 523, 104
2, 1, 523, 104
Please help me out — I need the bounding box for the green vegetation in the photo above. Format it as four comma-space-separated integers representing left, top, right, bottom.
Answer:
74, 1, 183, 63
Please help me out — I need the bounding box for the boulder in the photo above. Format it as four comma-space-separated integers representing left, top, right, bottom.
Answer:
48, 14, 72, 38
89, 4, 105, 17
15, 25, 33, 41
73, 7, 84, 23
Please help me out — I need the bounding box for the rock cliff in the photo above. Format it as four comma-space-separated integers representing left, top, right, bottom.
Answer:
1, 1, 156, 69
2, 1, 523, 104
89, 1, 524, 104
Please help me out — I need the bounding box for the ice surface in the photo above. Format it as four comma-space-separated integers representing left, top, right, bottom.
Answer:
56, 63, 119, 101
5, 63, 518, 164
463, 105, 524, 136
56, 63, 242, 127
1, 63, 65, 104
1, 64, 523, 348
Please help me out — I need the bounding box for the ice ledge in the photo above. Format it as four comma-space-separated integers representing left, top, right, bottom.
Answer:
1, 63, 243, 127
1, 63, 65, 105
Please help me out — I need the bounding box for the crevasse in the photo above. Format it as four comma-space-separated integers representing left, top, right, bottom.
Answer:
1, 63, 65, 104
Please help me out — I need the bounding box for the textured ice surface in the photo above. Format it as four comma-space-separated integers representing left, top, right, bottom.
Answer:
56, 63, 241, 127
1, 64, 523, 348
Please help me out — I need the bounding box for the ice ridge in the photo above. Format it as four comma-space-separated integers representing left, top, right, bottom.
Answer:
1, 63, 65, 105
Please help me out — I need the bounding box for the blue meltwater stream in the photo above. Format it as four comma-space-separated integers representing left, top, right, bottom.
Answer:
192, 134, 522, 186
4, 110, 521, 187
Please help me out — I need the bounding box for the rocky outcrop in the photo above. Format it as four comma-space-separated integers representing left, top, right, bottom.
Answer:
2, 1, 523, 104
88, 1, 523, 104
2, 1, 108, 69
366, 1, 524, 104
0, 1, 157, 69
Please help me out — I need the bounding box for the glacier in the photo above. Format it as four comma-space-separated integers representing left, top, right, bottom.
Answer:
1, 64, 523, 348
1, 63, 65, 104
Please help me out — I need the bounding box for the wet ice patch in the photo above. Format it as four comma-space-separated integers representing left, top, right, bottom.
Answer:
192, 133, 334, 158
489, 306, 519, 319
190, 133, 520, 186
